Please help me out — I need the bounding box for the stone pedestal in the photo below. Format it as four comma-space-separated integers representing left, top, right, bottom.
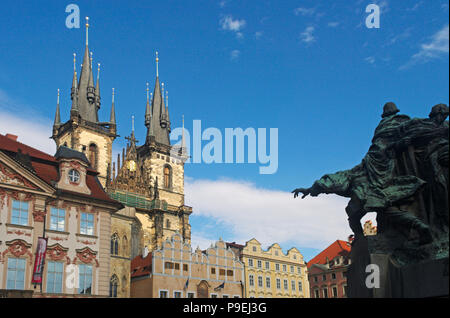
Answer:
347, 236, 449, 298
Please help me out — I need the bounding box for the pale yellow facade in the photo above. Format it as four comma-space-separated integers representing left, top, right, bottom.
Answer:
234, 239, 310, 298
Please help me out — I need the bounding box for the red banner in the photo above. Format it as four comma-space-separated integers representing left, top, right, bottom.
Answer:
31, 237, 48, 284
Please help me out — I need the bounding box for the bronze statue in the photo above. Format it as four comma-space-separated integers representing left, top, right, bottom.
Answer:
293, 102, 449, 246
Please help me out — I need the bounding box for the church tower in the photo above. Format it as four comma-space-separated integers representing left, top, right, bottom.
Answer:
52, 17, 117, 188
108, 53, 192, 252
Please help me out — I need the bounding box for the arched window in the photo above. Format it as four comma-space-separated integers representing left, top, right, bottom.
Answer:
89, 143, 98, 170
109, 275, 119, 298
122, 236, 128, 256
163, 165, 172, 188
111, 233, 119, 255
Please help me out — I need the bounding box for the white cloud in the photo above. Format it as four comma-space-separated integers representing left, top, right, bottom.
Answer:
300, 26, 316, 44
220, 15, 246, 32
255, 31, 263, 39
185, 178, 355, 250
294, 7, 316, 16
401, 24, 449, 69
230, 49, 240, 60
0, 90, 56, 155
365, 56, 376, 64
327, 22, 339, 28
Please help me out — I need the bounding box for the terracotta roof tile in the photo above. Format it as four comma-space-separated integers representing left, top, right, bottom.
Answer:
307, 240, 351, 268
131, 254, 152, 278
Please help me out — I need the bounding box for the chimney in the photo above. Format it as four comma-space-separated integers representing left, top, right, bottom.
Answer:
5, 134, 18, 141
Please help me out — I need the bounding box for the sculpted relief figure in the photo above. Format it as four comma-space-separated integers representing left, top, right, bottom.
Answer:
293, 102, 449, 246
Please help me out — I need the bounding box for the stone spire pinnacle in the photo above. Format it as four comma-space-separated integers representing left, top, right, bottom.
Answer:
110, 88, 116, 124
156, 51, 159, 77
95, 62, 101, 111
54, 89, 61, 127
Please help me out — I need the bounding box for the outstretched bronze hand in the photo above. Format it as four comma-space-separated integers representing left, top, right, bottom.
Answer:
292, 187, 311, 199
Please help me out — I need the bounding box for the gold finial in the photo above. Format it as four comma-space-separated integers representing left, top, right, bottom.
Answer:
73, 53, 76, 71
97, 63, 101, 81
57, 88, 60, 104
112, 88, 115, 103
146, 82, 150, 101
156, 51, 159, 77
85, 17, 89, 46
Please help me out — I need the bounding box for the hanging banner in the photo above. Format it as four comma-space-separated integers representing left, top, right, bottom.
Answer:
31, 237, 48, 284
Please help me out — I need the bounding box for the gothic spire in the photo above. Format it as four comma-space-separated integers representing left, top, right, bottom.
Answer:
76, 17, 98, 123
70, 53, 79, 117
95, 63, 101, 110
54, 89, 61, 127
110, 88, 116, 124
146, 52, 171, 146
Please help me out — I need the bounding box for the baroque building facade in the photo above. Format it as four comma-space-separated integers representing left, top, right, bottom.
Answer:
0, 133, 123, 297
227, 239, 310, 298
307, 239, 352, 298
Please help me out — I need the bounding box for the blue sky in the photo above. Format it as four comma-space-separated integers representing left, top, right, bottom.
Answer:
0, 0, 448, 261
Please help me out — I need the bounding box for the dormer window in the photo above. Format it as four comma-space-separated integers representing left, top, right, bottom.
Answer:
68, 169, 80, 183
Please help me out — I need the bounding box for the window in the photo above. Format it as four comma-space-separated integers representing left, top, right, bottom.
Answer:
332, 286, 338, 298
293, 254, 297, 260
291, 280, 296, 291
298, 281, 303, 292
322, 274, 327, 281
109, 275, 119, 298
265, 261, 270, 270
314, 289, 320, 298
252, 246, 257, 252
11, 200, 28, 226
165, 262, 174, 270
80, 213, 94, 235
258, 276, 263, 288
276, 279, 281, 290
219, 269, 225, 276
210, 294, 218, 298
290, 265, 294, 273
257, 260, 262, 268
78, 264, 92, 295
314, 276, 318, 283
336, 258, 340, 265
282, 264, 287, 272
166, 219, 171, 229
323, 288, 328, 298
233, 295, 240, 298
88, 143, 98, 170
174, 291, 182, 298
68, 169, 80, 183
275, 251, 279, 256
223, 295, 229, 298
248, 259, 253, 267
163, 165, 171, 188
275, 263, 280, 271
46, 261, 63, 294
174, 263, 180, 270
110, 233, 119, 255
183, 264, 189, 272
50, 208, 65, 232
283, 279, 288, 290
298, 267, 301, 275
249, 275, 254, 287
160, 290, 168, 298
211, 267, 216, 275
227, 270, 233, 276
187, 292, 195, 298
6, 258, 26, 290
266, 277, 271, 288
332, 273, 336, 280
